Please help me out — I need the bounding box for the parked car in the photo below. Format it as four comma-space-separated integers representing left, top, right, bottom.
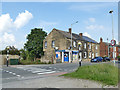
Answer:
102, 57, 110, 62
91, 57, 103, 62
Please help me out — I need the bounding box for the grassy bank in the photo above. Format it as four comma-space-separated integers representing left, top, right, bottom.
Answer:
19, 59, 52, 65
62, 63, 118, 86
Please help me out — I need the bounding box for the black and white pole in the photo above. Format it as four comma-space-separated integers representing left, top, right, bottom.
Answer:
6, 46, 9, 67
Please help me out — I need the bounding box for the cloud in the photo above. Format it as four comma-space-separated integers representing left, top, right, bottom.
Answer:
86, 25, 104, 30
0, 10, 33, 49
14, 10, 33, 29
0, 10, 33, 33
83, 32, 91, 38
3, 33, 15, 43
0, 14, 14, 33
89, 18, 96, 23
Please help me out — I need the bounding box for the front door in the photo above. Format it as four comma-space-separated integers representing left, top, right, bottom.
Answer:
64, 52, 69, 62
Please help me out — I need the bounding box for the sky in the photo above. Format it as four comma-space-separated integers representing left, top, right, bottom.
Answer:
0, 2, 118, 50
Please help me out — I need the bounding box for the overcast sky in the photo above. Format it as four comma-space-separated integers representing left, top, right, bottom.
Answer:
0, 2, 118, 50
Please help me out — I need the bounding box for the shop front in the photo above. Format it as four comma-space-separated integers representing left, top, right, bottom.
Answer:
55, 50, 78, 63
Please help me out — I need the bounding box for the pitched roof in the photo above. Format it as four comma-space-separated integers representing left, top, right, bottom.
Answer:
54, 28, 98, 43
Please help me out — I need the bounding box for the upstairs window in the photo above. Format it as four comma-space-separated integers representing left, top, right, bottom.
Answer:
73, 41, 76, 47
84, 43, 86, 49
96, 45, 98, 50
89, 43, 91, 49
45, 41, 47, 48
52, 40, 55, 48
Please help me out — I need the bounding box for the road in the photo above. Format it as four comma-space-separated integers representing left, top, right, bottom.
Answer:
1, 61, 119, 88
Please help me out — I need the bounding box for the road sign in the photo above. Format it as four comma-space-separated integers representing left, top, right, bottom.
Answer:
111, 39, 116, 46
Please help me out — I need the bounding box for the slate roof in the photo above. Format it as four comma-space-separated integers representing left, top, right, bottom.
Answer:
54, 28, 98, 43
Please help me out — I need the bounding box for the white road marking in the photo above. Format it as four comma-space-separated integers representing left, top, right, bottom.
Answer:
49, 67, 52, 68
37, 71, 56, 75
16, 75, 20, 77
9, 72, 12, 74
6, 71, 9, 72
32, 70, 52, 73
12, 73, 16, 75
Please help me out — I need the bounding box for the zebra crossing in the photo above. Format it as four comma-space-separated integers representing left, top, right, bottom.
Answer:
16, 66, 58, 75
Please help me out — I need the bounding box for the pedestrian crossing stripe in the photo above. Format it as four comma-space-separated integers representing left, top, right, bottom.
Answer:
37, 71, 56, 75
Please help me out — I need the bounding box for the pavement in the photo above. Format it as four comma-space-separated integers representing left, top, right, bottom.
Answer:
1, 61, 119, 88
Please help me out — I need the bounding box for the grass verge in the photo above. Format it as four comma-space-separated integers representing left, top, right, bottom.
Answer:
62, 63, 118, 86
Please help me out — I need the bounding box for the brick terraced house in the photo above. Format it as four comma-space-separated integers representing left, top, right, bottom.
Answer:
42, 28, 100, 63
100, 38, 120, 60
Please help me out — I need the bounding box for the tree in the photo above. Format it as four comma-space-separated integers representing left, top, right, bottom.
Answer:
2, 46, 20, 55
24, 28, 47, 61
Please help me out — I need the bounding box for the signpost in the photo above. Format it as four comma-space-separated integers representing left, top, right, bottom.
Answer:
111, 39, 116, 65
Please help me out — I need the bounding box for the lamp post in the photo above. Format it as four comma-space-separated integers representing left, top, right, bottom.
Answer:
70, 21, 78, 63
109, 10, 115, 65
6, 46, 9, 67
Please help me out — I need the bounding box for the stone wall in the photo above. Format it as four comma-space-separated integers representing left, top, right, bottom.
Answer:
0, 55, 19, 65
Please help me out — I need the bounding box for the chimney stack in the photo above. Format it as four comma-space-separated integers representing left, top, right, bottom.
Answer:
100, 37, 103, 42
69, 28, 71, 34
79, 33, 83, 37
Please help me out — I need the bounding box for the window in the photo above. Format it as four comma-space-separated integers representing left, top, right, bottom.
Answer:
45, 41, 47, 48
96, 52, 98, 57
89, 43, 91, 49
73, 41, 76, 47
89, 52, 91, 58
52, 40, 55, 48
92, 52, 94, 59
84, 43, 86, 49
96, 45, 97, 50
84, 52, 87, 59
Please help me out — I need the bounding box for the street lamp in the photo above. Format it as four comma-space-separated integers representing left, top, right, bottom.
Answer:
109, 10, 115, 65
70, 21, 78, 63
6, 46, 10, 67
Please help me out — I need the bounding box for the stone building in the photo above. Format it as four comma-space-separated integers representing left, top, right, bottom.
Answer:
42, 28, 100, 63
99, 37, 120, 60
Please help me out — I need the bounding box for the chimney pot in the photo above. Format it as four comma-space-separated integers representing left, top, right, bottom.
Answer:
69, 28, 71, 34
79, 33, 83, 37
100, 37, 103, 42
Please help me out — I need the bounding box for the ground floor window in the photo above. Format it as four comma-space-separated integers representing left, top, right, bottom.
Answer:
84, 52, 87, 59
89, 52, 91, 58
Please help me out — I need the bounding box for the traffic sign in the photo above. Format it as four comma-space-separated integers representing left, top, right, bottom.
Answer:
111, 39, 116, 46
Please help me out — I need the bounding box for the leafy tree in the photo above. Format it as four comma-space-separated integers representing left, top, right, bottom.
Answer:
24, 28, 47, 61
2, 46, 20, 55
